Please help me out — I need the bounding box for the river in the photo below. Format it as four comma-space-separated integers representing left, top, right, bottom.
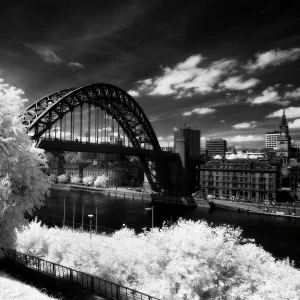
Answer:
34, 188, 300, 267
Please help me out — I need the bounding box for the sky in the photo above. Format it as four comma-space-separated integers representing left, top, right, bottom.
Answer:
1, 0, 300, 148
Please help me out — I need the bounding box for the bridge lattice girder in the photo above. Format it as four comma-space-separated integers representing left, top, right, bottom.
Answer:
22, 83, 165, 191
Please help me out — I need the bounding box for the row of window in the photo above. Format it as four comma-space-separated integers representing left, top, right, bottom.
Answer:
203, 188, 275, 197
200, 176, 274, 183
200, 171, 274, 176
201, 184, 276, 190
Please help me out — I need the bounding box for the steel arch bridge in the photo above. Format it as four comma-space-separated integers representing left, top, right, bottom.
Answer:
22, 83, 173, 192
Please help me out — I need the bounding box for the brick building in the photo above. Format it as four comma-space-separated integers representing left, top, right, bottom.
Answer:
199, 159, 280, 202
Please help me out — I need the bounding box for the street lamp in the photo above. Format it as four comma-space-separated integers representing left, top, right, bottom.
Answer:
85, 130, 89, 143
145, 206, 154, 229
88, 214, 93, 241
53, 126, 58, 140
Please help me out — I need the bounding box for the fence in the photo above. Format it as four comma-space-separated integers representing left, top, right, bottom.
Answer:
4, 249, 161, 300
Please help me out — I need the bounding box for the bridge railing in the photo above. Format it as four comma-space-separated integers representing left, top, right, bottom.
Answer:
4, 249, 161, 300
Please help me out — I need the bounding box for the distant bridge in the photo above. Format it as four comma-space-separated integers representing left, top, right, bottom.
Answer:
22, 83, 178, 192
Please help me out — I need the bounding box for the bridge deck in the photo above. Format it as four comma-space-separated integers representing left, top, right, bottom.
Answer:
37, 138, 176, 158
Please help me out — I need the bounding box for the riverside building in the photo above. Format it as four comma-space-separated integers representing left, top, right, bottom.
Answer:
199, 159, 280, 202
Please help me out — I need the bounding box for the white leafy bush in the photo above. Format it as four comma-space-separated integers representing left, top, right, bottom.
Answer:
16, 218, 52, 257
48, 174, 57, 183
94, 175, 107, 187
70, 175, 81, 184
82, 176, 94, 185
15, 219, 300, 300
57, 174, 69, 183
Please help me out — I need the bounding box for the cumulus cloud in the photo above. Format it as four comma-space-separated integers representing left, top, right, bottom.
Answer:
157, 135, 174, 147
288, 119, 300, 129
27, 45, 62, 63
227, 135, 264, 142
135, 54, 237, 98
69, 62, 84, 68
246, 48, 300, 71
233, 121, 256, 129
284, 87, 300, 100
247, 86, 289, 106
266, 107, 300, 119
219, 76, 260, 90
127, 90, 140, 97
183, 107, 216, 116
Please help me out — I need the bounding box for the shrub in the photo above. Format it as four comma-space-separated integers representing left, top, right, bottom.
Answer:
15, 219, 300, 300
82, 176, 94, 185
70, 175, 81, 184
94, 175, 108, 187
48, 174, 57, 183
57, 174, 69, 183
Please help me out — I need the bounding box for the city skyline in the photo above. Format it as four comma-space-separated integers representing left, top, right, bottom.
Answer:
1, 1, 300, 147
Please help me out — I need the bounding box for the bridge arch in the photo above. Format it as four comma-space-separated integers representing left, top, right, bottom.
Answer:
22, 83, 164, 191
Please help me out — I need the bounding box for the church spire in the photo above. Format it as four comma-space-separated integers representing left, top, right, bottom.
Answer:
280, 108, 287, 127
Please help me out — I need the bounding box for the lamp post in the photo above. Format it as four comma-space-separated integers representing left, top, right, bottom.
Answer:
53, 126, 58, 140
88, 214, 93, 242
85, 130, 89, 143
145, 206, 154, 229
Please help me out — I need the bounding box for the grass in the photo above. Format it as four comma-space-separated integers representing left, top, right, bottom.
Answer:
0, 271, 59, 300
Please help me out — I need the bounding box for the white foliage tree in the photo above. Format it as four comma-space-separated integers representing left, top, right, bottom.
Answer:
82, 176, 94, 185
0, 79, 51, 253
70, 175, 81, 184
16, 219, 300, 300
94, 175, 108, 187
57, 174, 69, 183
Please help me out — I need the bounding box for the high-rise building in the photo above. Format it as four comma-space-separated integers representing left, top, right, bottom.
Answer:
276, 109, 291, 165
265, 131, 279, 149
173, 124, 201, 158
173, 124, 201, 195
206, 138, 227, 158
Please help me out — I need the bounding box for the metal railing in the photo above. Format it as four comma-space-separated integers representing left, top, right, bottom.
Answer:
4, 249, 161, 300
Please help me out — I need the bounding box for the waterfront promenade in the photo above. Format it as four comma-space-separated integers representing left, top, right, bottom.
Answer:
208, 198, 300, 218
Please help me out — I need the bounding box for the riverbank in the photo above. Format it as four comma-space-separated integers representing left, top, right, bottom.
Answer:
209, 198, 300, 219
51, 183, 199, 206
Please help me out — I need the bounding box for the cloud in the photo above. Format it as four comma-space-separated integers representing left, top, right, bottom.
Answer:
127, 90, 139, 97
284, 87, 300, 100
233, 121, 256, 129
219, 76, 260, 90
149, 115, 162, 122
68, 62, 84, 68
183, 107, 216, 116
227, 135, 264, 142
246, 48, 300, 71
135, 54, 237, 98
266, 107, 300, 119
288, 119, 300, 129
27, 45, 62, 63
247, 86, 289, 106
157, 135, 174, 147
